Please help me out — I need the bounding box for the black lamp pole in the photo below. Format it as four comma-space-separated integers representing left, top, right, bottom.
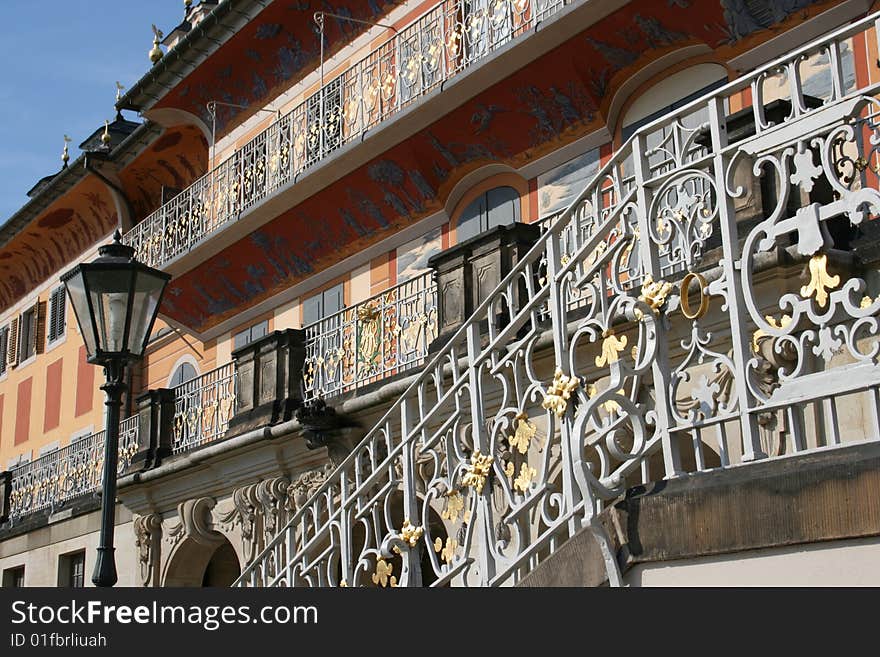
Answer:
61, 230, 170, 588
93, 359, 126, 587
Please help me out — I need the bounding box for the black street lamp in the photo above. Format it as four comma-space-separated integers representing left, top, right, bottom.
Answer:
61, 231, 170, 587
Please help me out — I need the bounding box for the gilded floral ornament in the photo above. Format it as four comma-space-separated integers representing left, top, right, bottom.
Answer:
638, 275, 673, 314
434, 537, 458, 565
596, 331, 628, 367
861, 295, 874, 309
462, 450, 493, 495
508, 413, 537, 454
587, 384, 625, 413
751, 314, 792, 354
542, 367, 580, 417
440, 490, 465, 522
800, 254, 840, 308
398, 519, 424, 548
372, 558, 397, 587
513, 463, 537, 493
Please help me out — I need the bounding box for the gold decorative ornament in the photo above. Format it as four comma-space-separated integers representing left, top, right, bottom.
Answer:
398, 519, 424, 548
100, 120, 112, 148
596, 331, 627, 368
149, 24, 164, 64
542, 367, 580, 416
861, 295, 874, 309
440, 490, 465, 522
587, 384, 625, 413
513, 463, 537, 493
462, 449, 493, 495
680, 272, 709, 320
433, 536, 458, 565
371, 558, 397, 587
800, 253, 840, 308
508, 413, 537, 454
638, 274, 673, 313
751, 314, 793, 354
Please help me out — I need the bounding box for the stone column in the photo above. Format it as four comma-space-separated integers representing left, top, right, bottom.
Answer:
229, 329, 306, 434
428, 222, 541, 350
130, 389, 175, 472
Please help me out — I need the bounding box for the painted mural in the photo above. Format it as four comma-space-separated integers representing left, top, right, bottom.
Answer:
154, 0, 409, 139
152, 0, 841, 331
397, 226, 443, 281
537, 148, 600, 220
117, 125, 208, 223
0, 176, 118, 308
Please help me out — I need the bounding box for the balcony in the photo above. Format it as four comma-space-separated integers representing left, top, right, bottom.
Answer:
303, 272, 438, 401
122, 0, 574, 270
226, 12, 880, 587
4, 417, 139, 523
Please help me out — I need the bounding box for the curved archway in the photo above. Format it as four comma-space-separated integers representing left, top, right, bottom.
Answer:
167, 354, 200, 388
163, 534, 241, 587
447, 171, 529, 245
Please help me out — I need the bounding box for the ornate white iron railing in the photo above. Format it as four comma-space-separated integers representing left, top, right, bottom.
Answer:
235, 11, 880, 587
172, 362, 237, 453
122, 0, 575, 268
303, 272, 438, 401
7, 416, 139, 522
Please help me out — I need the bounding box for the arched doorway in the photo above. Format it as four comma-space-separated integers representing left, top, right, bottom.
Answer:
163, 535, 241, 587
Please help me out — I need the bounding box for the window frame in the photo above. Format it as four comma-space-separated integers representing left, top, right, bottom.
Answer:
233, 319, 270, 352
58, 550, 86, 588
47, 285, 67, 346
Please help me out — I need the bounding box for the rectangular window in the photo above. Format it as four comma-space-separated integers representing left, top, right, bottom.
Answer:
58, 550, 86, 588
47, 286, 67, 344
2, 566, 25, 588
302, 283, 344, 328
18, 307, 35, 362
233, 319, 269, 351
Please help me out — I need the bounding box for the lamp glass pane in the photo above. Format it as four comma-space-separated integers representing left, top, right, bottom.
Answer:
125, 269, 166, 356
63, 271, 98, 357
86, 269, 133, 354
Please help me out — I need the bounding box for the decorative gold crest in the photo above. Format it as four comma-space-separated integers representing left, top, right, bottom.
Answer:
638, 275, 673, 313
800, 254, 840, 308
596, 331, 628, 367
462, 450, 493, 495
542, 367, 580, 417
399, 519, 424, 548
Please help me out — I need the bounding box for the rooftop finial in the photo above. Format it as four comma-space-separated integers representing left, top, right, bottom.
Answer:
100, 120, 112, 148
149, 24, 164, 64
61, 134, 71, 168
115, 81, 125, 102
184, 0, 193, 9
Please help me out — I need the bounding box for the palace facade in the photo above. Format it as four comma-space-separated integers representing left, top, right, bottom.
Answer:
2, 0, 880, 587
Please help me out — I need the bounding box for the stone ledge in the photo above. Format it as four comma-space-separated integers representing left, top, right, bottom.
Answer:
517, 441, 880, 587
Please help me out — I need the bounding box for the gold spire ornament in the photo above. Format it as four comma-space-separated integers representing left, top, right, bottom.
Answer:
61, 135, 71, 168
100, 120, 112, 148
149, 24, 164, 64
115, 81, 125, 102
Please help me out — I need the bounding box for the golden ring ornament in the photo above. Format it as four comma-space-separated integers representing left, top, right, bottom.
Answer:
679, 272, 709, 320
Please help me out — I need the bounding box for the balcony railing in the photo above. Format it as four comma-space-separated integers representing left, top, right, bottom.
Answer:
123, 0, 574, 268
171, 362, 237, 454
235, 12, 880, 587
303, 272, 438, 401
6, 416, 139, 522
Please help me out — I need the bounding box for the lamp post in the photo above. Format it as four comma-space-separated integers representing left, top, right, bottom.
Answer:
61, 230, 170, 587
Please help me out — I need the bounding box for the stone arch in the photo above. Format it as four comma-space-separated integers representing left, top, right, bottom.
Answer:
163, 533, 241, 587
603, 48, 730, 144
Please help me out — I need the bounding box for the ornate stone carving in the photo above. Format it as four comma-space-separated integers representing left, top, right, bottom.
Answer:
287, 466, 333, 512
166, 497, 224, 549
220, 477, 291, 564
133, 513, 162, 587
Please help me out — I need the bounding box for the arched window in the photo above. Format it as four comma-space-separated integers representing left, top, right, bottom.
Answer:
169, 361, 198, 388
456, 185, 521, 242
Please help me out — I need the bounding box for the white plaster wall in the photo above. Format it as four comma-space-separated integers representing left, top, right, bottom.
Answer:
625, 536, 880, 587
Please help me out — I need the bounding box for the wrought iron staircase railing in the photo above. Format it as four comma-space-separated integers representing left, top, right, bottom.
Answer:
234, 11, 880, 587
122, 0, 576, 269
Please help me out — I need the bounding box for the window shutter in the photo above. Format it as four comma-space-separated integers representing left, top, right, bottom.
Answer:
34, 300, 47, 355
57, 289, 66, 338
48, 290, 58, 343
7, 316, 18, 367
0, 329, 7, 375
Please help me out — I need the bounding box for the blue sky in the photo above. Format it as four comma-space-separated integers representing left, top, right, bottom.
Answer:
0, 0, 185, 223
